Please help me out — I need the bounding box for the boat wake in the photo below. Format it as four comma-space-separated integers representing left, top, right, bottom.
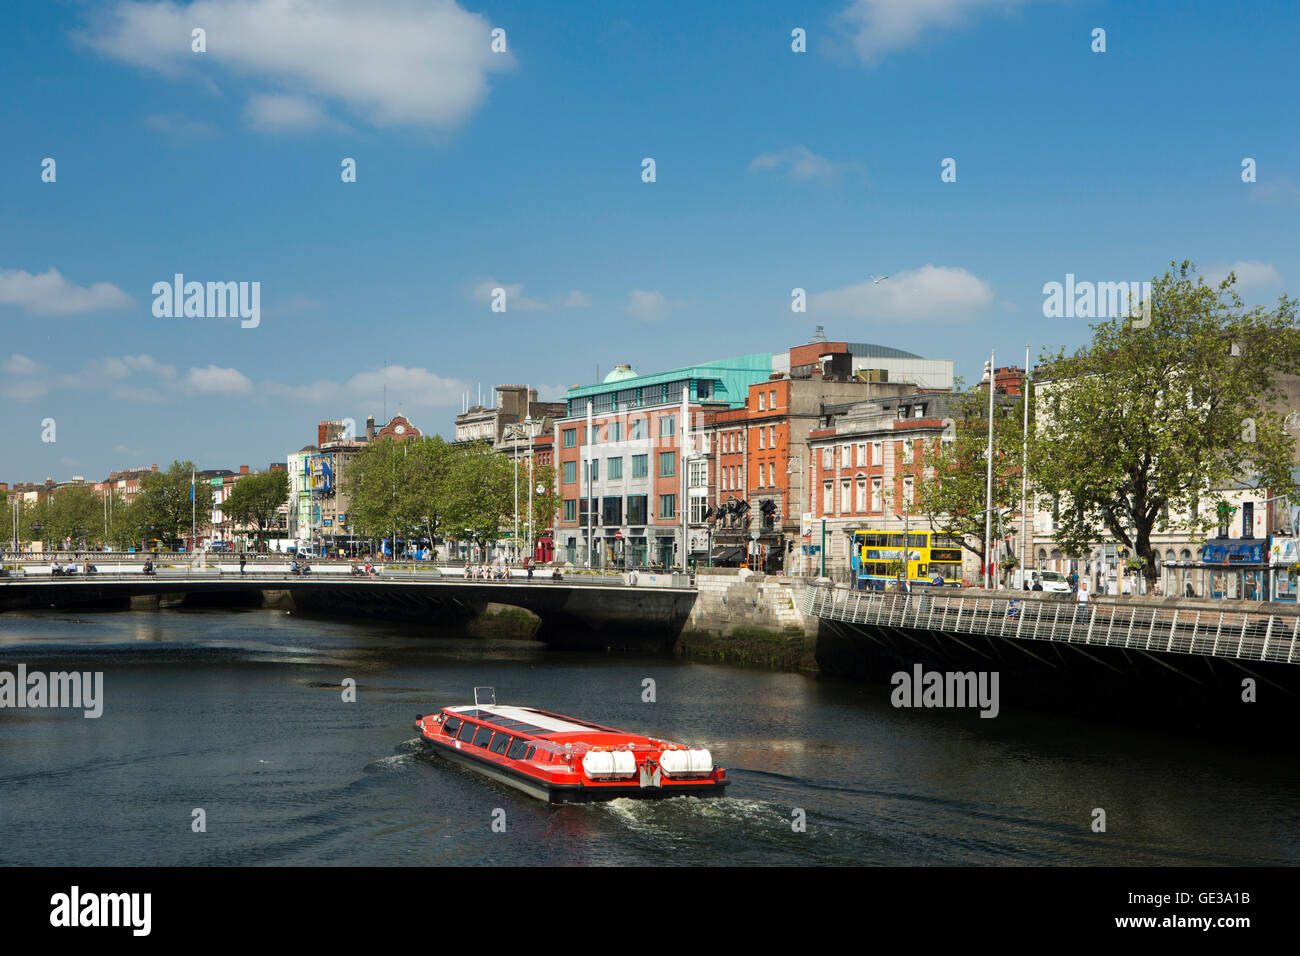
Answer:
599, 795, 788, 833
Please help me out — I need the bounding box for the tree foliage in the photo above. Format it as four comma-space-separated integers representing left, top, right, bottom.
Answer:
135, 461, 214, 549
223, 470, 290, 548
1029, 261, 1300, 583
917, 386, 1025, 568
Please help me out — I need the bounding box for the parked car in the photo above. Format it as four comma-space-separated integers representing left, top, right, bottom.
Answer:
1035, 571, 1071, 593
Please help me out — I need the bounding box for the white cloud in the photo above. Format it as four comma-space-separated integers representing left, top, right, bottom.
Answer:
1203, 260, 1281, 291
3, 354, 38, 375
533, 383, 572, 402
242, 92, 339, 132
562, 289, 591, 308
266, 365, 467, 408
1247, 179, 1300, 208
78, 0, 512, 131
471, 280, 550, 312
625, 289, 680, 322
144, 112, 218, 139
749, 146, 865, 183
836, 0, 1034, 65
810, 265, 994, 321
0, 266, 131, 315
185, 365, 255, 394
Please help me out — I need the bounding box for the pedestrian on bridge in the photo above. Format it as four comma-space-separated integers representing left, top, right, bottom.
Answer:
240, 554, 247, 575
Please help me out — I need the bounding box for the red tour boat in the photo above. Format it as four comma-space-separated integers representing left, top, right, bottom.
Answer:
413, 688, 729, 803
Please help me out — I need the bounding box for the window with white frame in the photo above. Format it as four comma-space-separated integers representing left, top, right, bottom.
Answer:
903, 476, 914, 506
902, 439, 914, 463
842, 444, 852, 466
769, 425, 776, 447
840, 480, 851, 511
872, 441, 882, 465
871, 478, 883, 512
857, 443, 867, 466
822, 482, 833, 512
822, 447, 832, 469
758, 392, 766, 411
758, 428, 765, 450
689, 459, 708, 487
855, 478, 867, 512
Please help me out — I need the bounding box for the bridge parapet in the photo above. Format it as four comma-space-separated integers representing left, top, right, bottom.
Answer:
800, 585, 1300, 666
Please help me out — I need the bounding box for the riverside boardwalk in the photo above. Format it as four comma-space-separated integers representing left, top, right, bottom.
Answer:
801, 583, 1300, 666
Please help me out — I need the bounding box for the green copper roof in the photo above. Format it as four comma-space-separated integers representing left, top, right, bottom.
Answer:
565, 352, 774, 411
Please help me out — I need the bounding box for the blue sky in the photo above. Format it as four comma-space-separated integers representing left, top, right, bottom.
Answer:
3, 0, 1298, 482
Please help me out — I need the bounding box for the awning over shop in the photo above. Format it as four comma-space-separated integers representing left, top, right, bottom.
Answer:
710, 547, 744, 564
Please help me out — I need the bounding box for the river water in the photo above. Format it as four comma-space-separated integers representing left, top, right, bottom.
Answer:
0, 608, 1296, 866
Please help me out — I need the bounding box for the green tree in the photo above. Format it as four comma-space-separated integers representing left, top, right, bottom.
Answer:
44, 484, 103, 548
918, 386, 1025, 575
136, 461, 214, 549
1030, 261, 1300, 587
442, 442, 513, 552
223, 470, 290, 549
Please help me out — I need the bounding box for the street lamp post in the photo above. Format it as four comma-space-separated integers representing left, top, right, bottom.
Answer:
983, 350, 995, 589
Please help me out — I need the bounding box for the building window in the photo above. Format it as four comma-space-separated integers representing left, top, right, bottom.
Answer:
659, 452, 676, 477
660, 416, 676, 438
872, 441, 882, 465
914, 405, 924, 418
758, 392, 766, 411
769, 425, 776, 447
872, 478, 883, 512
563, 499, 576, 522
690, 494, 709, 523
630, 418, 647, 441
770, 390, 776, 409
840, 480, 851, 512
627, 495, 648, 525
658, 494, 676, 519
759, 463, 766, 487
857, 443, 867, 465
631, 454, 648, 478
822, 482, 833, 513
584, 459, 599, 482
842, 444, 852, 466
903, 476, 914, 507
822, 448, 832, 469
902, 440, 913, 464
609, 422, 623, 442
562, 461, 577, 484
602, 496, 622, 526
689, 459, 708, 487
563, 428, 576, 448
856, 479, 867, 512
607, 457, 623, 480
758, 428, 765, 450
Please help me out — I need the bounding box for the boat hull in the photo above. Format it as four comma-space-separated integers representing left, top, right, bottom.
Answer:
415, 728, 729, 804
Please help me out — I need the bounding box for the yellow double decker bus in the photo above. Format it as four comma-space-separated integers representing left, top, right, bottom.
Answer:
850, 530, 965, 591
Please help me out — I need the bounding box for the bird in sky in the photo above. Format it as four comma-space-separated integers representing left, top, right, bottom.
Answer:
871, 275, 890, 284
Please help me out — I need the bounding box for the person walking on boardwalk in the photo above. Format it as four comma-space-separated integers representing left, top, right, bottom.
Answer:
1075, 579, 1090, 622
239, 553, 247, 575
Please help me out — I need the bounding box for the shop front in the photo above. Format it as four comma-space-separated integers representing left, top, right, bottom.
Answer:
1200, 538, 1267, 601
1270, 536, 1298, 602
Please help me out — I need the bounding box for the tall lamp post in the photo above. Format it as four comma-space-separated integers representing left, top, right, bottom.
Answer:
982, 351, 996, 589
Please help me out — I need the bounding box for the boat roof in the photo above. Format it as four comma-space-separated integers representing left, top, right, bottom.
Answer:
445, 704, 607, 738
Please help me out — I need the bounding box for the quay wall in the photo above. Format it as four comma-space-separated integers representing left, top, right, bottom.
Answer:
675, 568, 819, 672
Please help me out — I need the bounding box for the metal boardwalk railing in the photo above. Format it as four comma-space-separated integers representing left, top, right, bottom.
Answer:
799, 586, 1300, 666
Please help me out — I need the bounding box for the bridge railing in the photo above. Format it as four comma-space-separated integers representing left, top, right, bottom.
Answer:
799, 585, 1300, 665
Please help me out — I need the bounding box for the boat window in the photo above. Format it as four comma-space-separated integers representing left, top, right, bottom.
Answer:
473, 725, 494, 748
457, 721, 476, 742
506, 739, 529, 759
442, 716, 462, 736
490, 734, 511, 755
525, 746, 536, 760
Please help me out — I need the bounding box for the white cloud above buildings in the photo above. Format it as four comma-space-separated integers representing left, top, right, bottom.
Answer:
1203, 260, 1282, 291
836, 0, 1037, 65
77, 0, 512, 132
625, 289, 681, 322
749, 146, 866, 184
809, 265, 994, 321
0, 266, 132, 315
